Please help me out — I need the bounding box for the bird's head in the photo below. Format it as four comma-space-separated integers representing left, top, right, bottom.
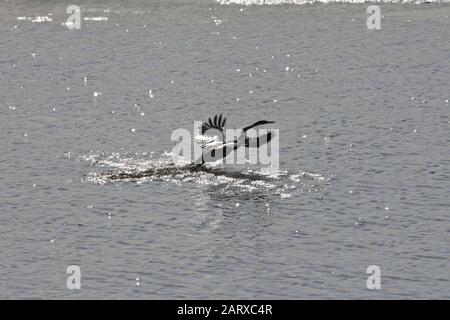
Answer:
243, 120, 275, 132
254, 120, 275, 126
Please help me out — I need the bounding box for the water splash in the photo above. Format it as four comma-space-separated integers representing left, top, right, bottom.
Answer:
81, 152, 330, 198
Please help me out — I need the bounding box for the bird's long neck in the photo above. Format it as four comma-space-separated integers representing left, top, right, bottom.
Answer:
236, 131, 246, 147
221, 130, 226, 143
242, 121, 262, 133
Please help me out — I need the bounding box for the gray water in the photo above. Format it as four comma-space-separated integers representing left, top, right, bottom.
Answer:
1, 0, 449, 299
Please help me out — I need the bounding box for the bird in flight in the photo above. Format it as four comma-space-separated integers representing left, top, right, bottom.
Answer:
193, 114, 275, 165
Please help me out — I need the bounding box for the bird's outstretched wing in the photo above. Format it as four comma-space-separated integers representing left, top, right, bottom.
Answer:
195, 134, 222, 151
244, 130, 275, 148
201, 114, 227, 135
194, 134, 233, 163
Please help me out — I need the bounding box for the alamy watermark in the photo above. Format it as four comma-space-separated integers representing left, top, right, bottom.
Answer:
64, 5, 81, 30
171, 121, 279, 170
367, 5, 381, 30
366, 265, 381, 290
66, 265, 81, 289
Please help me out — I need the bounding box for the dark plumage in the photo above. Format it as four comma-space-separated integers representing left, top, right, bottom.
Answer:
201, 114, 227, 135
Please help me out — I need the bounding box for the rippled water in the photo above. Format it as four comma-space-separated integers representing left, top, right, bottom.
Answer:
1, 0, 449, 299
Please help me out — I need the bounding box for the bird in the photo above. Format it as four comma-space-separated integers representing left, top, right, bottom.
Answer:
193, 114, 275, 165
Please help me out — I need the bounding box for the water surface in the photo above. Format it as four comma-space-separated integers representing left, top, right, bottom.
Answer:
1, 0, 449, 299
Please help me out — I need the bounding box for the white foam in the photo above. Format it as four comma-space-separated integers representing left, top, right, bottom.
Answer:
32, 16, 53, 23
84, 17, 109, 22
18, 16, 53, 23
